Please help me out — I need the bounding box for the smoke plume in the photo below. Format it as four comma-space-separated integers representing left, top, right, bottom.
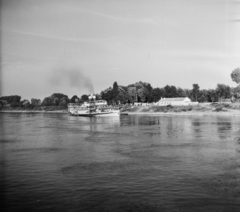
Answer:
50, 66, 94, 94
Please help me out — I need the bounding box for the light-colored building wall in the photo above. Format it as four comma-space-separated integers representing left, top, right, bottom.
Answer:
132, 97, 198, 107
156, 97, 196, 106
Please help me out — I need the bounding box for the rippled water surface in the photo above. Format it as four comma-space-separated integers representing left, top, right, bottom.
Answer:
1, 113, 240, 211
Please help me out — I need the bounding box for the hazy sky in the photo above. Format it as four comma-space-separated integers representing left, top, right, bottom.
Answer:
1, 0, 240, 100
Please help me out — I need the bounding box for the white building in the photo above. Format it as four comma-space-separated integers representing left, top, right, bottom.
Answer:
156, 97, 195, 106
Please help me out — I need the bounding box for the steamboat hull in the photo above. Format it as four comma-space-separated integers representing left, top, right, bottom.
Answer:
70, 111, 120, 117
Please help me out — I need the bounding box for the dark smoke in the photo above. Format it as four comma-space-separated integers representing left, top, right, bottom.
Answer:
50, 67, 94, 93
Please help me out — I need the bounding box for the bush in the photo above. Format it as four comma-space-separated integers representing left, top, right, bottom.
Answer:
0, 100, 8, 108
22, 100, 30, 107
11, 102, 22, 107
141, 107, 151, 112
153, 106, 164, 112
128, 106, 139, 112
222, 103, 231, 108
163, 108, 168, 113
59, 100, 67, 107
31, 98, 42, 106
41, 97, 54, 106
214, 105, 226, 112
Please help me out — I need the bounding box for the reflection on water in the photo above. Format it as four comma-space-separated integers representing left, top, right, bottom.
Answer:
1, 113, 240, 211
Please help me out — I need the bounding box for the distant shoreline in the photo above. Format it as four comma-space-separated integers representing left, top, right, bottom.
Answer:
125, 111, 240, 116
0, 109, 68, 114
1, 109, 240, 116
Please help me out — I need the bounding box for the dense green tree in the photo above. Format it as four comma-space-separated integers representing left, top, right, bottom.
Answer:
81, 94, 89, 101
59, 99, 67, 107
70, 95, 79, 103
53, 97, 60, 106
116, 86, 127, 104
100, 87, 113, 104
144, 83, 153, 102
134, 81, 153, 102
198, 95, 205, 103
192, 84, 200, 101
112, 82, 119, 102
0, 95, 21, 104
164, 85, 177, 97
184, 89, 192, 99
207, 89, 218, 102
134, 82, 143, 90
0, 100, 8, 108
22, 100, 30, 107
93, 94, 100, 101
51, 93, 68, 100
216, 84, 231, 100
117, 92, 125, 104
198, 90, 208, 102
177, 88, 187, 97
98, 80, 240, 104
41, 96, 54, 106
31, 98, 41, 106
231, 67, 240, 84
137, 87, 149, 102
48, 93, 69, 106
151, 88, 165, 102
143, 82, 153, 92
11, 102, 22, 107
232, 85, 240, 99
127, 87, 137, 103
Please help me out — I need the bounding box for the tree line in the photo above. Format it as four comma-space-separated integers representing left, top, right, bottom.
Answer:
100, 68, 240, 104
1, 68, 240, 108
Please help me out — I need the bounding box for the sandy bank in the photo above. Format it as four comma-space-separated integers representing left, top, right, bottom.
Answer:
121, 103, 240, 117
125, 110, 240, 116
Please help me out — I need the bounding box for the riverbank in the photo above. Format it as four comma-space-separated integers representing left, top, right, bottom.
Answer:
1, 103, 240, 116
0, 110, 68, 113
125, 110, 240, 116
0, 106, 68, 113
1, 110, 240, 116
121, 103, 240, 116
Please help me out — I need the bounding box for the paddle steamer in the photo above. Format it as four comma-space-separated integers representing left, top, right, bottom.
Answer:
68, 95, 120, 117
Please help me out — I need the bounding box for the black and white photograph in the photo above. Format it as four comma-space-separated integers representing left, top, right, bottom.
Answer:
1, 0, 240, 211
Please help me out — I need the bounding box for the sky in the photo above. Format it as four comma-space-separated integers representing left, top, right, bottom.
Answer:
1, 0, 240, 100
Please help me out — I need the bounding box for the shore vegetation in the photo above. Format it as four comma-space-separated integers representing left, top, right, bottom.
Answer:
1, 68, 240, 114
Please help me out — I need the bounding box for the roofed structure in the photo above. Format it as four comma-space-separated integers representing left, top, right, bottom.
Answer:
157, 97, 193, 106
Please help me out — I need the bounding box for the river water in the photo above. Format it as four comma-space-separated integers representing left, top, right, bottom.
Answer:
0, 113, 240, 212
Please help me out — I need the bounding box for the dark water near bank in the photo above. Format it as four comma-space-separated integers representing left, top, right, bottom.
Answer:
1, 113, 240, 212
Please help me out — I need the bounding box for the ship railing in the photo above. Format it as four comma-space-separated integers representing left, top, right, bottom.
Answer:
68, 103, 120, 110
68, 103, 83, 107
